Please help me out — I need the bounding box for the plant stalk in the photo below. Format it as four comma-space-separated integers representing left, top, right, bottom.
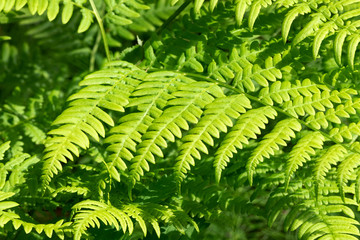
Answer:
156, 0, 192, 34
89, 0, 111, 62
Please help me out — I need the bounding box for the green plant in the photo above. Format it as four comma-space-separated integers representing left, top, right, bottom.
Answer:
1, 0, 360, 239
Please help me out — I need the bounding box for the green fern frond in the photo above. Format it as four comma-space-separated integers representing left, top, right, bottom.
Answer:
267, 181, 360, 240
42, 62, 144, 186
12, 219, 71, 239
305, 98, 360, 130
337, 153, 360, 201
0, 153, 40, 189
105, 72, 193, 182
281, 0, 360, 68
314, 144, 347, 195
285, 131, 325, 189
214, 106, 277, 183
212, 49, 283, 90
72, 200, 196, 239
23, 123, 46, 144
285, 205, 360, 240
259, 79, 327, 106
130, 81, 224, 185
72, 200, 135, 239
247, 118, 302, 185
282, 89, 340, 118
175, 94, 251, 182
4, 0, 360, 239
0, 141, 10, 160
52, 186, 89, 198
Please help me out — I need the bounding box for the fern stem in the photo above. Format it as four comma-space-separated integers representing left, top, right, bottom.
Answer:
89, 0, 111, 62
90, 30, 102, 71
156, 0, 192, 34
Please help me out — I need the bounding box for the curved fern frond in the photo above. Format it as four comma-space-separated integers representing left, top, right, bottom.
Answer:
214, 106, 277, 183
129, 81, 224, 185
72, 200, 135, 239
72, 200, 196, 239
285, 131, 325, 190
42, 62, 144, 186
337, 153, 360, 201
0, 154, 40, 189
104, 72, 193, 182
0, 141, 10, 160
314, 144, 347, 195
285, 203, 360, 240
247, 118, 302, 185
266, 180, 360, 240
175, 94, 251, 182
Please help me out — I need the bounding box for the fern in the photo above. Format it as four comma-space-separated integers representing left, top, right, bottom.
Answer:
42, 62, 143, 185
3, 0, 360, 239
214, 106, 277, 183
247, 118, 302, 185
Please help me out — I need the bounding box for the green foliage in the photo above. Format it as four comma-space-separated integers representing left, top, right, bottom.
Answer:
2, 0, 360, 239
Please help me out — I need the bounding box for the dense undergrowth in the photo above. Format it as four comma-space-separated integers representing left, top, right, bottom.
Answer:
1, 0, 360, 239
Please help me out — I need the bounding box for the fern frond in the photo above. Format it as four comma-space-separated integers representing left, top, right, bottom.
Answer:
285, 131, 325, 189
175, 94, 251, 182
129, 81, 224, 185
0, 141, 10, 160
305, 98, 360, 130
337, 153, 360, 201
23, 122, 46, 144
72, 200, 135, 239
266, 181, 360, 240
314, 144, 347, 194
285, 204, 360, 240
104, 72, 193, 182
72, 200, 196, 239
282, 90, 338, 118
247, 118, 302, 185
42, 62, 144, 186
0, 153, 39, 189
52, 186, 89, 198
11, 219, 71, 239
143, 31, 282, 92
211, 49, 283, 90
259, 79, 327, 106
214, 106, 277, 183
